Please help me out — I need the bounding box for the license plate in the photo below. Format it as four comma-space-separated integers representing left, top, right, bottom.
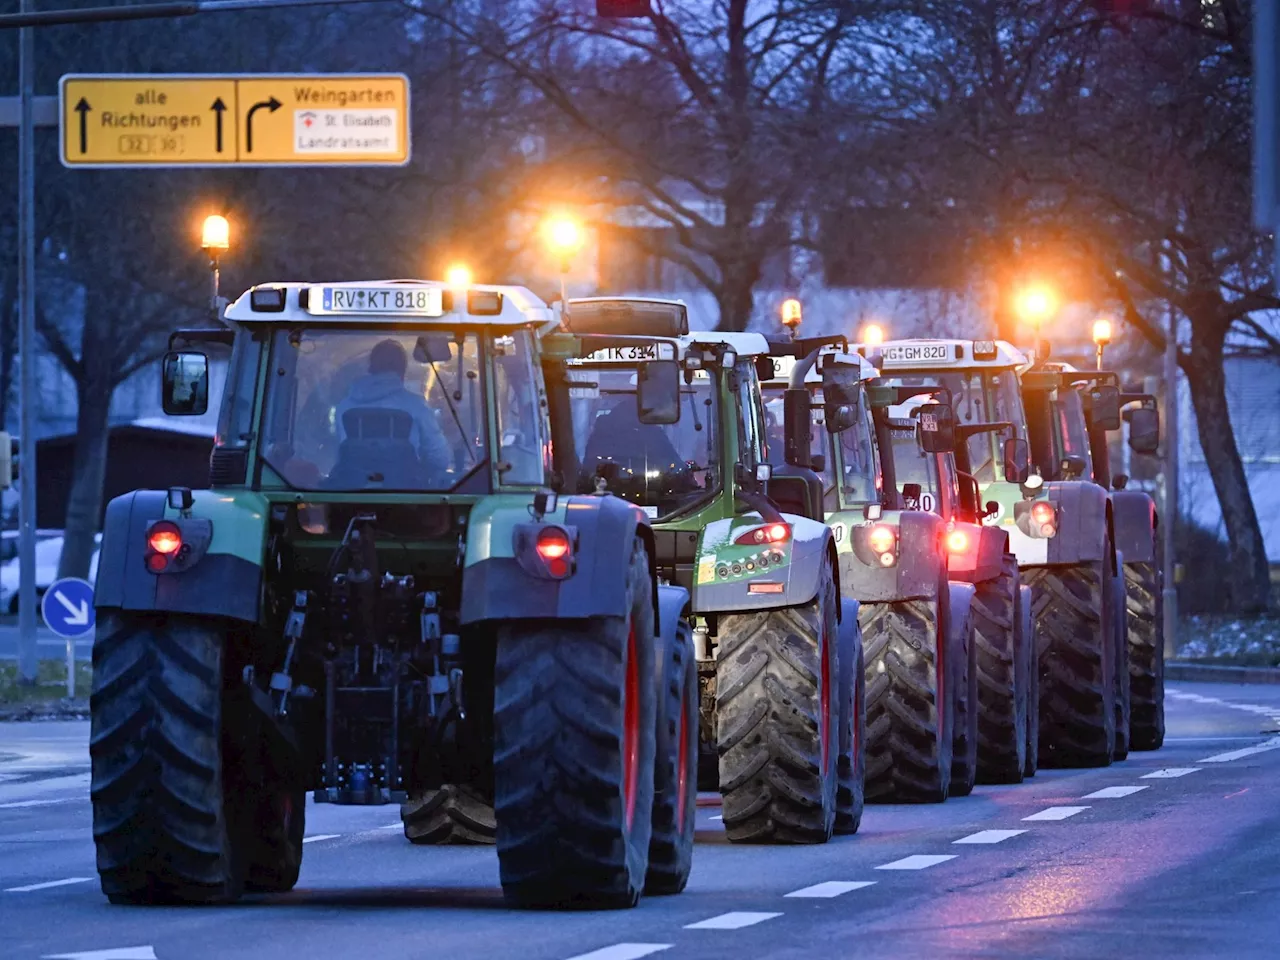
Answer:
883, 344, 952, 365
309, 285, 444, 316
579, 342, 675, 363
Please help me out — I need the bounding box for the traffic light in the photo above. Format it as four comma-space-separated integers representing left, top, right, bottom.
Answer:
597, 0, 651, 17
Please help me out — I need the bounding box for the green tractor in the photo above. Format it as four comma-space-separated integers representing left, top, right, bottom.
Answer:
89, 280, 698, 909
860, 338, 1125, 769
1020, 360, 1165, 751
762, 345, 979, 803
561, 298, 863, 842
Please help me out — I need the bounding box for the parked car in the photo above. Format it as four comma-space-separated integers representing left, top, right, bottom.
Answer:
0, 534, 101, 614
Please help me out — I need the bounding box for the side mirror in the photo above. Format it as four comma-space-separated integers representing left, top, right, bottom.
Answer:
822, 363, 862, 434
902, 482, 922, 510
783, 388, 812, 469
1002, 437, 1030, 483
984, 500, 1000, 519
1113, 473, 1129, 490
1125, 406, 1160, 455
918, 402, 955, 454
1060, 454, 1087, 479
162, 351, 210, 416
810, 453, 826, 473
1089, 384, 1121, 431
637, 359, 681, 425
754, 355, 776, 383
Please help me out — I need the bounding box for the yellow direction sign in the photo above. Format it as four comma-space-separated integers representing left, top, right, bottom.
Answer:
60, 74, 410, 167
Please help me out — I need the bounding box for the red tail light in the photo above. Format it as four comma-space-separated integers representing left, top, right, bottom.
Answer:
735, 522, 791, 547
946, 529, 969, 554
1030, 502, 1055, 525
868, 524, 896, 555
148, 522, 182, 555
535, 527, 573, 577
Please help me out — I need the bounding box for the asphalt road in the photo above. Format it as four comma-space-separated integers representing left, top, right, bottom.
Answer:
0, 624, 92, 661
2, 682, 1279, 960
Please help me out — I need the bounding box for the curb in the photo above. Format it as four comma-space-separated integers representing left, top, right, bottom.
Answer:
1167, 661, 1280, 685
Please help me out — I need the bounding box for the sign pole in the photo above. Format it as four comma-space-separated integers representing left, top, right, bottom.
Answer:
16, 3, 39, 685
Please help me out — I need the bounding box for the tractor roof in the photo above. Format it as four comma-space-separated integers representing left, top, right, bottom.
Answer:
855, 338, 1028, 372
763, 346, 879, 387
224, 280, 555, 327
682, 330, 772, 357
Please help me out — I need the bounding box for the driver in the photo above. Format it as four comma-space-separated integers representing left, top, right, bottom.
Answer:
335, 339, 452, 471
582, 395, 685, 482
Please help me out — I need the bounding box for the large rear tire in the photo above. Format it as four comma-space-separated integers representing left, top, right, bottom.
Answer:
949, 604, 978, 798
1024, 562, 1115, 769
973, 557, 1027, 784
90, 613, 245, 905
646, 620, 697, 894
835, 622, 866, 835
716, 557, 839, 844
401, 785, 496, 845
494, 537, 657, 909
860, 593, 954, 804
1112, 565, 1131, 762
1125, 561, 1165, 751
1020, 585, 1039, 778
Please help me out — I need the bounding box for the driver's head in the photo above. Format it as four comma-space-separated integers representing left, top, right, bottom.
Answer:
370, 339, 408, 379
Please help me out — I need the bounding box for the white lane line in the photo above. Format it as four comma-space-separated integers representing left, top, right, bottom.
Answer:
379, 823, 403, 830
1200, 738, 1280, 763
784, 880, 876, 898
563, 945, 672, 960
1165, 737, 1268, 743
1022, 806, 1089, 821
302, 834, 341, 844
0, 798, 81, 809
1141, 768, 1201, 779
1082, 786, 1149, 799
684, 912, 781, 930
709, 815, 723, 821
953, 829, 1026, 844
4, 877, 93, 893
875, 854, 957, 870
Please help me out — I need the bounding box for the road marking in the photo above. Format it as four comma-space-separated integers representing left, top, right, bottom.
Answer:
875, 854, 957, 870
302, 834, 340, 843
1141, 768, 1201, 779
1022, 806, 1089, 821
563, 946, 672, 960
379, 823, 403, 830
685, 912, 781, 930
0, 798, 80, 809
709, 815, 723, 821
1199, 737, 1280, 763
1082, 786, 1149, 799
5, 876, 92, 892
784, 880, 877, 898
44, 948, 156, 960
953, 829, 1026, 844
1165, 737, 1269, 743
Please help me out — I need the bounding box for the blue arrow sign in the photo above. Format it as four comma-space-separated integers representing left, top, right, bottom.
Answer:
41, 577, 96, 638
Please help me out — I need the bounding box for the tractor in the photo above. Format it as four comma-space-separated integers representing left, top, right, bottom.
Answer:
89, 280, 697, 909
857, 338, 1125, 769
762, 343, 977, 803
559, 298, 864, 843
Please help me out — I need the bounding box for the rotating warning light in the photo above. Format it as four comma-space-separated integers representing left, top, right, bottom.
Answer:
201, 215, 230, 253
781, 298, 803, 329
445, 263, 473, 287
1014, 283, 1059, 327
861, 323, 885, 347
1092, 317, 1113, 345
543, 215, 585, 258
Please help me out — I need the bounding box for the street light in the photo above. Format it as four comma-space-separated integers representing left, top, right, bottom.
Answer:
445, 263, 473, 288
1014, 282, 1059, 360
861, 322, 885, 347
201, 214, 230, 323
542, 213, 585, 311
1092, 316, 1113, 370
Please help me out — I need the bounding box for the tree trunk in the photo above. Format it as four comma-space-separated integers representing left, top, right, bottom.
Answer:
1183, 325, 1272, 614
57, 376, 112, 582
714, 257, 759, 332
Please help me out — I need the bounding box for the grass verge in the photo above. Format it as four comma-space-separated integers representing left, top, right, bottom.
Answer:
0, 660, 91, 718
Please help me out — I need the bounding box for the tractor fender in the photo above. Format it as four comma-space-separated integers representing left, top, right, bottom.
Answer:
1008, 480, 1109, 569
688, 512, 836, 615
93, 489, 265, 623
651, 583, 693, 703
838, 509, 946, 604
461, 493, 658, 626
948, 581, 976, 645
1110, 490, 1157, 564
947, 522, 1006, 585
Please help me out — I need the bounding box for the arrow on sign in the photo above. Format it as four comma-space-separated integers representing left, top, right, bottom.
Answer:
54, 589, 90, 627
245, 96, 281, 154
210, 97, 227, 153
74, 97, 91, 154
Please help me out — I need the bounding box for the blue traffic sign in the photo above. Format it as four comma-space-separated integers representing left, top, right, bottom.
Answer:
41, 577, 96, 638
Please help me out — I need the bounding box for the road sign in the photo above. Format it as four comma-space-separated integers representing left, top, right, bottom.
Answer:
40, 577, 95, 638
59, 74, 410, 167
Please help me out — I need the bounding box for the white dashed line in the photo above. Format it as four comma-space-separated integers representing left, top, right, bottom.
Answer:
784, 881, 876, 898
0, 798, 80, 809
685, 912, 781, 930
1022, 806, 1089, 821
379, 824, 403, 830
1141, 768, 1201, 779
1082, 786, 1149, 799
302, 834, 341, 844
709, 815, 723, 821
875, 854, 957, 870
4, 877, 93, 893
953, 829, 1026, 844
1199, 737, 1280, 763
563, 945, 672, 960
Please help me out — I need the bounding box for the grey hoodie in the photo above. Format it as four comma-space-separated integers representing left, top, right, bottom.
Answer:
335, 372, 453, 474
